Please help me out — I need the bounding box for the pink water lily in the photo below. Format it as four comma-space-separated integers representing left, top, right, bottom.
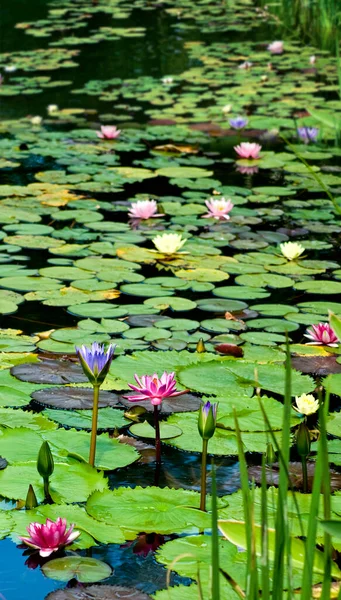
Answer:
96, 125, 121, 139
20, 518, 80, 557
203, 197, 234, 220
128, 199, 164, 219
123, 372, 187, 406
234, 142, 262, 160
268, 41, 284, 54
304, 323, 339, 347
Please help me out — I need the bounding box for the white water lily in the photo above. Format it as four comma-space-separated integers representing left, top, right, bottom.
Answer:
294, 393, 319, 416
31, 116, 43, 126
153, 233, 187, 254
280, 241, 305, 261
47, 104, 58, 114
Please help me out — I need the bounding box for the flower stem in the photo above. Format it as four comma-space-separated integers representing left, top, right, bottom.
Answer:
43, 477, 51, 503
89, 384, 100, 467
302, 456, 308, 493
154, 405, 161, 464
200, 438, 209, 511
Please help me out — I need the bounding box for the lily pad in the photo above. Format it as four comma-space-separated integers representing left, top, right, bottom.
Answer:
42, 557, 112, 583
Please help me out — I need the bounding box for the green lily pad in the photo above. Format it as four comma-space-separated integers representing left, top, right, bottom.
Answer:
42, 557, 112, 583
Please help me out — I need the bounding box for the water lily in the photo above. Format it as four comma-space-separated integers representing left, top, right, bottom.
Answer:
128, 199, 164, 219
267, 41, 284, 54
31, 116, 43, 126
4, 65, 17, 72
203, 197, 234, 220
96, 125, 121, 139
222, 104, 232, 114
124, 372, 186, 406
280, 241, 305, 261
297, 127, 319, 144
20, 518, 80, 557
47, 104, 58, 114
76, 342, 115, 386
310, 55, 316, 65
304, 323, 339, 347
153, 232, 187, 254
229, 116, 248, 129
162, 76, 173, 84
238, 61, 252, 69
294, 393, 319, 416
234, 142, 262, 159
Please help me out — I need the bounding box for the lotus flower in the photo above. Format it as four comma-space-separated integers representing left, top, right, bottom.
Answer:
153, 233, 187, 254
294, 393, 319, 416
304, 323, 339, 347
238, 61, 253, 69
20, 518, 80, 557
75, 342, 115, 386
203, 197, 234, 220
280, 241, 305, 261
96, 125, 121, 139
128, 200, 164, 219
229, 116, 248, 129
234, 142, 262, 159
267, 41, 284, 54
123, 372, 187, 406
297, 127, 319, 144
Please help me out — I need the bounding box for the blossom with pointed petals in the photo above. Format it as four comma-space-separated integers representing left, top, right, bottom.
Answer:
96, 125, 121, 139
304, 323, 339, 347
297, 127, 319, 144
294, 393, 319, 416
234, 142, 262, 159
123, 372, 187, 406
267, 41, 284, 54
153, 232, 187, 254
280, 241, 305, 261
222, 104, 232, 114
229, 116, 248, 129
236, 165, 259, 175
128, 200, 164, 219
310, 55, 316, 65
75, 342, 115, 385
203, 197, 234, 220
20, 518, 80, 557
47, 104, 58, 114
198, 401, 218, 440
238, 61, 252, 69
31, 116, 43, 126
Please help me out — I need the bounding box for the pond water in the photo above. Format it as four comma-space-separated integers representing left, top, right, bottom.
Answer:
0, 0, 341, 598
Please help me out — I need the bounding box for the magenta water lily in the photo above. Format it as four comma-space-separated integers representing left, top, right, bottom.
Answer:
20, 518, 80, 558
304, 323, 338, 347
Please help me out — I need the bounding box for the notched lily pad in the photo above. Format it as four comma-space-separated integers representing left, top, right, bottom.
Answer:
31, 387, 121, 409
42, 557, 112, 583
11, 360, 87, 384
291, 356, 341, 376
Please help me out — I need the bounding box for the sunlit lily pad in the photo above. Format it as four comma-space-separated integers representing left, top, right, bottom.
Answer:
42, 557, 112, 583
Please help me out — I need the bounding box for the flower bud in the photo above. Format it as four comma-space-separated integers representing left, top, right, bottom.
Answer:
25, 484, 38, 510
37, 441, 54, 480
196, 338, 206, 353
296, 422, 311, 458
198, 401, 218, 440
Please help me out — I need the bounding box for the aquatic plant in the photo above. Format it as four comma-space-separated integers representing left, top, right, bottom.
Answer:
20, 518, 80, 557
238, 61, 253, 69
76, 342, 115, 466
267, 40, 284, 54
229, 116, 248, 129
37, 441, 54, 503
234, 142, 262, 159
96, 125, 121, 139
202, 197, 234, 220
128, 199, 164, 219
304, 322, 339, 346
279, 241, 305, 260
294, 393, 319, 415
198, 401, 218, 511
152, 233, 187, 254
297, 127, 319, 143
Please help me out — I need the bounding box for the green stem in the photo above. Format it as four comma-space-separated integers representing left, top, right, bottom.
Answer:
302, 456, 308, 493
200, 438, 208, 511
154, 405, 161, 464
89, 384, 100, 467
43, 477, 52, 504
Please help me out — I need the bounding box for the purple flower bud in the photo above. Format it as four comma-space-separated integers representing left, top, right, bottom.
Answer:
75, 342, 115, 386
198, 401, 218, 440
229, 116, 248, 130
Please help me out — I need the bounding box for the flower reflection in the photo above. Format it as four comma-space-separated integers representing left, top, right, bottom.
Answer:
236, 165, 259, 175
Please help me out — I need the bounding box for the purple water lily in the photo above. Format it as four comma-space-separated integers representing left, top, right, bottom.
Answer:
198, 400, 218, 441
229, 116, 248, 129
75, 342, 115, 386
297, 127, 319, 144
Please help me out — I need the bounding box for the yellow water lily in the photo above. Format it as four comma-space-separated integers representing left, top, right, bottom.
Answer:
153, 233, 187, 254
280, 241, 305, 261
294, 393, 319, 416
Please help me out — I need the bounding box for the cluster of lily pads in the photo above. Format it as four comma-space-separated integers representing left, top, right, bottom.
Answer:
0, 0, 341, 597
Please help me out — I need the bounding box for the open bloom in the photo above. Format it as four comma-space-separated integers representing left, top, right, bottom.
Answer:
297, 127, 319, 144
153, 233, 187, 254
75, 342, 115, 385
294, 393, 319, 416
96, 125, 121, 139
31, 116, 43, 126
20, 518, 80, 557
268, 41, 284, 54
222, 104, 232, 114
229, 116, 248, 129
203, 197, 234, 220
162, 76, 173, 84
128, 200, 164, 219
310, 55, 316, 65
123, 372, 187, 406
47, 104, 58, 115
280, 241, 305, 261
238, 61, 252, 69
198, 401, 218, 440
304, 323, 339, 347
234, 142, 262, 159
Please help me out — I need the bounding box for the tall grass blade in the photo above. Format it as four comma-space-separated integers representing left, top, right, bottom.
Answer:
261, 454, 270, 600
